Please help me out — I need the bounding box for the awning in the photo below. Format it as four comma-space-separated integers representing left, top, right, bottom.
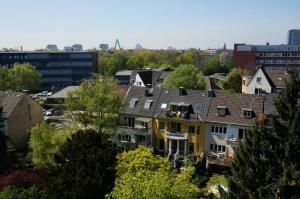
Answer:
136, 117, 152, 123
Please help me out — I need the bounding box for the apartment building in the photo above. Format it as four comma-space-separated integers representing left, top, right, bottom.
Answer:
0, 51, 98, 89
233, 43, 300, 71
0, 92, 43, 150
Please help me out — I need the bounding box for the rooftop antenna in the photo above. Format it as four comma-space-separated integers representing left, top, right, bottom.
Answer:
114, 39, 121, 50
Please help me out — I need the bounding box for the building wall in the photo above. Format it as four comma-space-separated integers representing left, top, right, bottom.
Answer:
0, 51, 98, 89
244, 68, 272, 94
6, 95, 43, 150
205, 122, 249, 152
152, 118, 206, 156
233, 44, 300, 71
134, 74, 146, 87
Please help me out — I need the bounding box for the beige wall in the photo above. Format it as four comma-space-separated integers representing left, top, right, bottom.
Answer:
7, 95, 43, 150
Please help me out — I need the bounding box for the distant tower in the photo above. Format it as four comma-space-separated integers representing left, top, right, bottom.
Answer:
114, 39, 121, 50
135, 43, 142, 49
223, 43, 226, 51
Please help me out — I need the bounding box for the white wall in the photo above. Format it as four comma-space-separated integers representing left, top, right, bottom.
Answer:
134, 73, 146, 87
245, 68, 272, 94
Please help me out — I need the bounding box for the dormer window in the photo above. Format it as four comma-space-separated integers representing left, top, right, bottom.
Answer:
242, 108, 254, 118
217, 106, 227, 116
129, 98, 138, 108
144, 100, 153, 109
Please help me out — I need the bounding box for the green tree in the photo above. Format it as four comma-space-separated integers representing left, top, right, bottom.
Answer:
11, 63, 42, 91
110, 146, 201, 199
49, 129, 118, 199
201, 55, 229, 76
29, 122, 76, 168
176, 49, 201, 67
0, 186, 47, 199
126, 53, 144, 69
66, 75, 123, 134
222, 68, 243, 93
229, 72, 300, 199
164, 64, 205, 90
0, 67, 12, 91
99, 51, 129, 76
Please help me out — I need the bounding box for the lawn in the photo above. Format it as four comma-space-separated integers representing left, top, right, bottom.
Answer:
206, 174, 229, 188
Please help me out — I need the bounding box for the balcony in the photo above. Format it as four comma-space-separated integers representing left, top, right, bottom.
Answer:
165, 132, 188, 140
119, 126, 151, 136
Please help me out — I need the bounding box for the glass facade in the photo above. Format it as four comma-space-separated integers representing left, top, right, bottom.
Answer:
0, 52, 98, 89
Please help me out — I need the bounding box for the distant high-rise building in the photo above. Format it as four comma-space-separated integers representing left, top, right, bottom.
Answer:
135, 43, 142, 49
99, 44, 109, 50
72, 44, 83, 51
46, 44, 58, 51
287, 29, 300, 45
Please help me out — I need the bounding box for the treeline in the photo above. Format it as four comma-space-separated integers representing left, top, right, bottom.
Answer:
98, 49, 232, 76
0, 63, 41, 91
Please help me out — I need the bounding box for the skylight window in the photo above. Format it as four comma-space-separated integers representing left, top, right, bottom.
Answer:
143, 100, 153, 109
129, 98, 138, 108
161, 103, 167, 109
194, 104, 203, 114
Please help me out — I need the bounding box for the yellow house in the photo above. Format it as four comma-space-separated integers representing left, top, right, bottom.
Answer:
151, 88, 212, 159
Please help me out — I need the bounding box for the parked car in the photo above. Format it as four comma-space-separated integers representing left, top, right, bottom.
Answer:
45, 108, 56, 116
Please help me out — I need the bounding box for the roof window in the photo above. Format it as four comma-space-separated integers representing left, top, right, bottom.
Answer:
129, 98, 138, 108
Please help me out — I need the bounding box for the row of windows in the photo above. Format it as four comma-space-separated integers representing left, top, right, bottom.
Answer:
0, 53, 93, 60
256, 52, 300, 57
159, 122, 200, 134
158, 139, 197, 154
129, 98, 153, 109
211, 125, 227, 134
210, 144, 226, 152
256, 59, 300, 64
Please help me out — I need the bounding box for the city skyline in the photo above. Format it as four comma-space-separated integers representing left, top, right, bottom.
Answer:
1, 0, 300, 50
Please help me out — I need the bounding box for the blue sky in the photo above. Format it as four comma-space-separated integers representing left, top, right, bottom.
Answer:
0, 0, 300, 50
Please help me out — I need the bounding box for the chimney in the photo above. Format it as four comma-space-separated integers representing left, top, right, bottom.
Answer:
207, 89, 215, 97
179, 87, 186, 96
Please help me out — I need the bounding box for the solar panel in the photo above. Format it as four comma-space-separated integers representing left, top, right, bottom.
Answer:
194, 104, 203, 113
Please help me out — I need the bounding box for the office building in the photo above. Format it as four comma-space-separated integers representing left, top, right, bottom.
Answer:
287, 29, 300, 45
0, 51, 98, 89
233, 43, 300, 71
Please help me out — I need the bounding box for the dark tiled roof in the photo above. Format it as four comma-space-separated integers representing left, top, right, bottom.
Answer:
263, 94, 278, 115
207, 91, 264, 126
153, 88, 212, 122
120, 86, 162, 118
266, 71, 289, 88
0, 92, 25, 118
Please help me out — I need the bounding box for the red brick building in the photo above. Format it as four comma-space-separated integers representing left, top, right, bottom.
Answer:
233, 43, 300, 71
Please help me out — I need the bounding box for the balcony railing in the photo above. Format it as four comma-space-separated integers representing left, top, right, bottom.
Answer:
166, 132, 188, 139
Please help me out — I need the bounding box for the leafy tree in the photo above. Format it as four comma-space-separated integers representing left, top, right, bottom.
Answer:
66, 75, 123, 134
126, 51, 144, 69
110, 146, 201, 199
99, 51, 129, 76
10, 63, 42, 91
29, 122, 76, 168
176, 49, 201, 67
48, 129, 118, 199
222, 68, 243, 93
0, 67, 12, 91
0, 186, 47, 199
164, 64, 205, 90
201, 55, 229, 76
229, 72, 300, 199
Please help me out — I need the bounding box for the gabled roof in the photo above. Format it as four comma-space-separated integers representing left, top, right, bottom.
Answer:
137, 70, 153, 86
47, 86, 79, 99
120, 86, 162, 118
248, 66, 289, 89
153, 88, 212, 122
207, 91, 264, 126
0, 92, 25, 118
